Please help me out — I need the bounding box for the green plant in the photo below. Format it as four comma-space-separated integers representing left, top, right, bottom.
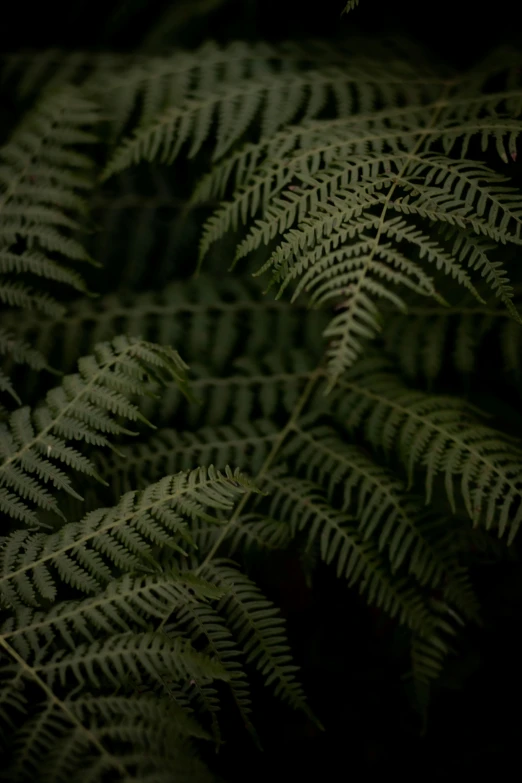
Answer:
343, 0, 361, 13
1, 36, 522, 781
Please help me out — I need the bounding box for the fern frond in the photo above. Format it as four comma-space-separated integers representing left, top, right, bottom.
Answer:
173, 599, 259, 742
2, 39, 521, 776
180, 56, 522, 382
0, 336, 190, 528
102, 48, 443, 179
241, 188, 518, 382
0, 570, 222, 660
342, 0, 360, 12
261, 474, 436, 633
0, 667, 26, 740
32, 632, 229, 692
2, 670, 215, 783
407, 594, 472, 705
224, 515, 293, 557
97, 40, 304, 144
195, 111, 522, 248
141, 350, 319, 428
410, 623, 455, 687
0, 276, 327, 385
380, 293, 522, 381
0, 88, 98, 319
0, 87, 99, 391
169, 511, 293, 566
0, 567, 229, 780
284, 423, 480, 620
199, 560, 310, 716
4, 42, 353, 139
395, 156, 522, 241
336, 357, 522, 543
1, 50, 133, 101
0, 465, 255, 608
0, 329, 53, 405
42, 694, 212, 779
95, 419, 279, 497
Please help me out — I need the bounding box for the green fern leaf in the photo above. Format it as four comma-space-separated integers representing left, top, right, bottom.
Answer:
0, 87, 99, 331
262, 473, 436, 632
94, 419, 279, 498
336, 356, 522, 543
199, 560, 311, 717
380, 292, 522, 381
0, 465, 255, 608
180, 55, 522, 383
0, 276, 327, 395
102, 47, 442, 179
2, 677, 214, 783
33, 632, 228, 692
0, 336, 191, 527
173, 600, 260, 744
0, 570, 222, 660
283, 423, 480, 620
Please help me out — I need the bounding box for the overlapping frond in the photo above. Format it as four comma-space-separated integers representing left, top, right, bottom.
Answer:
172, 597, 259, 743
24, 694, 214, 783
0, 329, 52, 405
0, 88, 98, 310
0, 276, 327, 390
260, 473, 435, 631
0, 464, 255, 608
114, 49, 521, 384
0, 336, 190, 529
380, 292, 522, 382
1, 37, 521, 781
94, 419, 279, 497
0, 570, 223, 659
199, 560, 311, 715
283, 423, 480, 620
1, 623, 226, 783
410, 617, 458, 687
142, 349, 319, 428
335, 356, 522, 543
0, 87, 99, 389
218, 133, 522, 383
102, 44, 442, 178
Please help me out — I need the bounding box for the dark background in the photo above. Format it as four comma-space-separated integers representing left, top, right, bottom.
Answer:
2, 0, 522, 778
1, 0, 520, 67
